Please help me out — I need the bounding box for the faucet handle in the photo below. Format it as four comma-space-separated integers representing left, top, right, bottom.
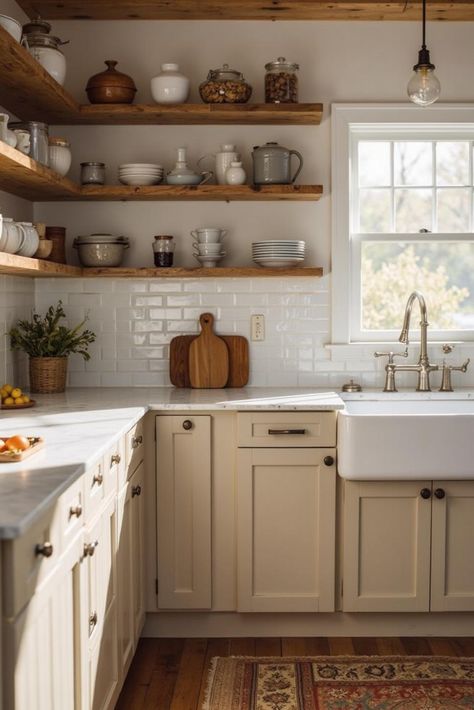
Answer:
374, 349, 408, 364
439, 358, 470, 392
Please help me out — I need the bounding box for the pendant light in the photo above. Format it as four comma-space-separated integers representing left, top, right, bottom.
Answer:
407, 0, 440, 106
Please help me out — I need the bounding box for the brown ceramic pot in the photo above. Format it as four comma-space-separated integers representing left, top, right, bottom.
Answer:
86, 60, 137, 104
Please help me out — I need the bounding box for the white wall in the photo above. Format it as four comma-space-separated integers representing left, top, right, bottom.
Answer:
2, 10, 474, 389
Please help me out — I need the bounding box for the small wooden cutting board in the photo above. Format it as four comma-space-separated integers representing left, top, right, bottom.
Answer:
189, 313, 230, 389
170, 333, 249, 388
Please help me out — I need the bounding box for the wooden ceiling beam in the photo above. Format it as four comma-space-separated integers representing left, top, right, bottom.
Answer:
14, 1, 474, 21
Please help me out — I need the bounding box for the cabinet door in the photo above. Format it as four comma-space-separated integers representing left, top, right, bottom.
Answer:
85, 497, 119, 710
156, 415, 211, 609
116, 480, 134, 676
342, 480, 432, 612
130, 461, 146, 640
431, 481, 474, 611
237, 448, 336, 612
3, 534, 83, 710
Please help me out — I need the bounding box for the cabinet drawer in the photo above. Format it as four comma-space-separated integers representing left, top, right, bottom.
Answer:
105, 438, 126, 490
237, 412, 336, 448
84, 458, 107, 521
125, 418, 144, 479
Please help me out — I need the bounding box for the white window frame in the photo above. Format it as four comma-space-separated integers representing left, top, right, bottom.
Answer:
331, 103, 474, 344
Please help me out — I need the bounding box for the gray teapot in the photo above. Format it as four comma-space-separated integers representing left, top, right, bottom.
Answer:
252, 141, 303, 185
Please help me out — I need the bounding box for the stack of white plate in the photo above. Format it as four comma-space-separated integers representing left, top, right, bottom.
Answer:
118, 163, 164, 186
252, 240, 305, 268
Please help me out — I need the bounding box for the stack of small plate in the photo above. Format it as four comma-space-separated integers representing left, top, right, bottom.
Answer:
118, 163, 164, 186
252, 240, 305, 268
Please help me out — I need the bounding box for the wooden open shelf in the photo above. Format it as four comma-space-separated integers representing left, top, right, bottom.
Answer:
74, 103, 323, 126
0, 252, 81, 277
0, 253, 322, 279
0, 27, 322, 125
0, 141, 323, 202
15, 0, 474, 21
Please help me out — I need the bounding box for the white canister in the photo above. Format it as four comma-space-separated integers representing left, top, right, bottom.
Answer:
151, 63, 190, 104
16, 222, 39, 257
225, 160, 246, 185
26, 35, 67, 86
0, 218, 23, 254
48, 137, 72, 176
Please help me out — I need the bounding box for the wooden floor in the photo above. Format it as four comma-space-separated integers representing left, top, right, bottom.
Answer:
116, 636, 474, 709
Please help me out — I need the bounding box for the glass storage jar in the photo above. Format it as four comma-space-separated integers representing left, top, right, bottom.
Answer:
48, 137, 71, 176
24, 33, 67, 86
199, 64, 252, 104
153, 235, 175, 267
264, 57, 299, 103
80, 162, 106, 185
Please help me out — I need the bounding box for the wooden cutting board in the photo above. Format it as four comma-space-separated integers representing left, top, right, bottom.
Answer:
170, 317, 249, 388
189, 313, 229, 388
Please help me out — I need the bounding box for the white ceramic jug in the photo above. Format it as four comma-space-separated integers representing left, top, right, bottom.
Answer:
199, 144, 239, 185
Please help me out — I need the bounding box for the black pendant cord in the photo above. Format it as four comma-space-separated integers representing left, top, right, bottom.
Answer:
422, 0, 427, 49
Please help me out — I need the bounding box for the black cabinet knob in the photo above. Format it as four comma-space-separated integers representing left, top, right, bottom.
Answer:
420, 488, 431, 499
323, 456, 334, 467
434, 488, 446, 499
182, 420, 193, 430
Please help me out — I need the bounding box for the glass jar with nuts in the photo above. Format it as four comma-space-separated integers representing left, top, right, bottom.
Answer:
199, 64, 252, 104
264, 57, 299, 104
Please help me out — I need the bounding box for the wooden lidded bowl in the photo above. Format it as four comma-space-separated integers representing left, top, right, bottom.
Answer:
86, 60, 137, 104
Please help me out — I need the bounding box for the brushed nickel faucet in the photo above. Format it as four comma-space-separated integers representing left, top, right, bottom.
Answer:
375, 290, 439, 392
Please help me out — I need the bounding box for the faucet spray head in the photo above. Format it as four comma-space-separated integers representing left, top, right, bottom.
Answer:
399, 329, 409, 345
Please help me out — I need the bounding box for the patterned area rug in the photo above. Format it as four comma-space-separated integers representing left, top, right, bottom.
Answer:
203, 655, 474, 709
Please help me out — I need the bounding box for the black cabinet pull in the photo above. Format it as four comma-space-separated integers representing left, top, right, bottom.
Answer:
182, 420, 193, 430
323, 456, 334, 466
267, 429, 306, 435
420, 488, 431, 499
434, 488, 446, 499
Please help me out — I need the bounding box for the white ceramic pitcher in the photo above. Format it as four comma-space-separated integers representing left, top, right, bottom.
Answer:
198, 144, 239, 185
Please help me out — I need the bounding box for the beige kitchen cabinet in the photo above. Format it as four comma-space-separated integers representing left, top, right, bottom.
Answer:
236, 412, 337, 613
3, 532, 84, 710
237, 447, 336, 612
84, 495, 119, 710
342, 480, 432, 612
116, 458, 146, 680
343, 479, 474, 613
156, 415, 211, 609
431, 481, 474, 612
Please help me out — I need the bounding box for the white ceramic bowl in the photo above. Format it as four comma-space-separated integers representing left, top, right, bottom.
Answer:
190, 228, 226, 243
0, 14, 22, 42
193, 254, 224, 268
119, 175, 163, 186
193, 242, 223, 255
167, 174, 203, 186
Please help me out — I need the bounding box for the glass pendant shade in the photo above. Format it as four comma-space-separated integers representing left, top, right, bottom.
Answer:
407, 0, 440, 106
407, 64, 441, 106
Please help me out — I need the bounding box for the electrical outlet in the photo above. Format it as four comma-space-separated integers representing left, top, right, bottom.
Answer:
251, 314, 265, 341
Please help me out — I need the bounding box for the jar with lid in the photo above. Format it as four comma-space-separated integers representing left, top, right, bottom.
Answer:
153, 235, 175, 267
22, 19, 68, 86
48, 137, 71, 176
264, 57, 299, 103
10, 121, 49, 165
199, 64, 252, 104
80, 162, 106, 185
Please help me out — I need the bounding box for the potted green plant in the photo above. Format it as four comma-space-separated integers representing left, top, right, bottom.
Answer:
9, 301, 96, 394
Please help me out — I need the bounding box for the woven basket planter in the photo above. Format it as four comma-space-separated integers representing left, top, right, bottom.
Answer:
29, 357, 68, 394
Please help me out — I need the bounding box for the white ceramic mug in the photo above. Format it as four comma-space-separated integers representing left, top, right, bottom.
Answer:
12, 129, 30, 155
16, 222, 39, 257
190, 228, 227, 243
0, 219, 23, 254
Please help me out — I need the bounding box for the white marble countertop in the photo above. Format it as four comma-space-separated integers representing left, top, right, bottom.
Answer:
0, 387, 343, 539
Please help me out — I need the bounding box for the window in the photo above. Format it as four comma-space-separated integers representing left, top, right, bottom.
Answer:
332, 105, 474, 344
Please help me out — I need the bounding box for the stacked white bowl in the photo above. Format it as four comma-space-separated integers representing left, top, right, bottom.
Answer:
118, 163, 164, 186
191, 227, 227, 268
252, 240, 305, 268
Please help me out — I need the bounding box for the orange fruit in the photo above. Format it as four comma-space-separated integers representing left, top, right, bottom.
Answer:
5, 435, 30, 452
0, 439, 6, 452
3, 397, 14, 405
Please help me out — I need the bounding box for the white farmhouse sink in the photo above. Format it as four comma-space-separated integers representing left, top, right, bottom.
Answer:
338, 394, 474, 480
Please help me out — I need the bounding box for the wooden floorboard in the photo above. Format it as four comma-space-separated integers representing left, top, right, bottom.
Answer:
116, 636, 474, 708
